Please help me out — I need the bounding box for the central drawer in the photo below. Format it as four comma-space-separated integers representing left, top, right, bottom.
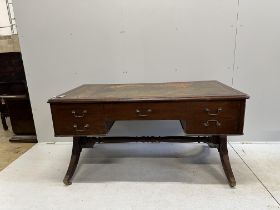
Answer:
104, 102, 187, 120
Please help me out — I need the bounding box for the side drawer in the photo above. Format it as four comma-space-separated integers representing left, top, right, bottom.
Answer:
50, 103, 108, 136
182, 100, 245, 134
104, 102, 187, 120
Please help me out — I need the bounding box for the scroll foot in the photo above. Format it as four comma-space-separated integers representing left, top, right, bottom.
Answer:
213, 135, 236, 187
63, 175, 72, 185
220, 152, 236, 187
63, 137, 82, 185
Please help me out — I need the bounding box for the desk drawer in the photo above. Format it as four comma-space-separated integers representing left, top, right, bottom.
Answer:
183, 100, 245, 134
50, 104, 107, 136
104, 102, 187, 120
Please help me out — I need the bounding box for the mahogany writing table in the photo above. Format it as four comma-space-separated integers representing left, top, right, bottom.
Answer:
48, 80, 249, 187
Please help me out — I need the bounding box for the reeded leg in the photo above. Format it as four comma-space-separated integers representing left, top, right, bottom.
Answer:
63, 137, 82, 185
214, 135, 236, 187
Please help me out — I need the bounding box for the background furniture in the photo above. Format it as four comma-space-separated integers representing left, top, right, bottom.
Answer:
0, 98, 9, 130
0, 52, 37, 142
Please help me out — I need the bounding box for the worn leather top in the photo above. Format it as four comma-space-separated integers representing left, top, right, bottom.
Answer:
48, 80, 249, 103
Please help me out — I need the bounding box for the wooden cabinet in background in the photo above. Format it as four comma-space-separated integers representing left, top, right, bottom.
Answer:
0, 52, 37, 143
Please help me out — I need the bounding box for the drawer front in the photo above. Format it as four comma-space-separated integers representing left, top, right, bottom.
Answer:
104, 102, 187, 120
184, 100, 245, 134
50, 100, 246, 136
50, 104, 107, 136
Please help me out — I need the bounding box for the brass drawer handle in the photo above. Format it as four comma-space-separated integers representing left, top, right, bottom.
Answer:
205, 107, 222, 116
135, 109, 152, 117
203, 120, 221, 127
72, 110, 87, 118
73, 123, 90, 132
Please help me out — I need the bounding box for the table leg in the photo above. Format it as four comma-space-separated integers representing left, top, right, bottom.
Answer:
1, 113, 8, 130
213, 135, 236, 187
63, 137, 82, 185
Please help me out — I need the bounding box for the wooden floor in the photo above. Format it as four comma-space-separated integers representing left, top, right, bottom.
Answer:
0, 120, 35, 171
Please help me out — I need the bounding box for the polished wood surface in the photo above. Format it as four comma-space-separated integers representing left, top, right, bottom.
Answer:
50, 103, 109, 135
50, 99, 246, 136
48, 81, 249, 187
183, 100, 245, 134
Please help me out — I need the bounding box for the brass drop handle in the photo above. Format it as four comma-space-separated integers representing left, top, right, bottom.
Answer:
73, 123, 90, 132
205, 107, 222, 116
203, 120, 221, 127
72, 110, 87, 118
136, 109, 152, 117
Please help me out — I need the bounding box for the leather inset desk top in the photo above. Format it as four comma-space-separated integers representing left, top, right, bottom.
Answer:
49, 80, 249, 103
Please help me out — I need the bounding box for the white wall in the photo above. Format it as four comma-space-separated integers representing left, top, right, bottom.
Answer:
233, 0, 280, 141
11, 0, 280, 142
